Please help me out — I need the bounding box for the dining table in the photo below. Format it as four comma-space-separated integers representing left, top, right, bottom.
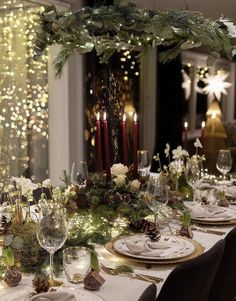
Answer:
0, 221, 232, 301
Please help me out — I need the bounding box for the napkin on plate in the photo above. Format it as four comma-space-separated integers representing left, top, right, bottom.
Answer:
184, 202, 233, 219
30, 292, 77, 301
124, 236, 177, 257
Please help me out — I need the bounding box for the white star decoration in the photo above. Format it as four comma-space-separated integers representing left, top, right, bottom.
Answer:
202, 71, 232, 101
181, 70, 204, 100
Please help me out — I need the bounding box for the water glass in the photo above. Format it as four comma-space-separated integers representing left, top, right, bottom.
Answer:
216, 149, 232, 179
145, 177, 169, 226
137, 150, 151, 177
63, 247, 90, 284
186, 160, 202, 201
71, 161, 88, 188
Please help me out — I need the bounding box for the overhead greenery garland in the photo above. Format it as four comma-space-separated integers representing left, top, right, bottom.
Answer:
34, 0, 236, 76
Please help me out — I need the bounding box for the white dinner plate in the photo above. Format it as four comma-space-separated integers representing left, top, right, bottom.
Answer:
1, 287, 104, 301
113, 234, 195, 260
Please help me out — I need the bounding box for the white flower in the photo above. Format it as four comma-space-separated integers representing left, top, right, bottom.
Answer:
172, 146, 189, 159
164, 143, 170, 158
0, 202, 11, 223
52, 186, 62, 199
194, 138, 203, 149
113, 175, 126, 187
130, 179, 141, 191
220, 18, 236, 37
169, 159, 184, 175
42, 178, 52, 188
12, 176, 38, 196
64, 186, 76, 198
111, 163, 128, 177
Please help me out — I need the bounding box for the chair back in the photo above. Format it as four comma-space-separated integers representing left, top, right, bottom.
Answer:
138, 283, 157, 301
156, 239, 225, 301
208, 227, 236, 301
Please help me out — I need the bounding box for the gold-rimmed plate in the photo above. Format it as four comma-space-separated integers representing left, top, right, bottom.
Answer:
106, 235, 204, 265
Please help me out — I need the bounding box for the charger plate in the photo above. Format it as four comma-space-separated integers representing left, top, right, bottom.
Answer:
106, 234, 204, 265
192, 218, 236, 226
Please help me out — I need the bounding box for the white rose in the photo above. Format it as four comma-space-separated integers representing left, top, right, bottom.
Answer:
113, 175, 126, 187
111, 163, 128, 177
130, 179, 141, 191
42, 178, 52, 188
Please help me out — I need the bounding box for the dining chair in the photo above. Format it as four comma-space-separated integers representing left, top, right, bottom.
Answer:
138, 283, 157, 301
156, 239, 225, 301
208, 227, 236, 301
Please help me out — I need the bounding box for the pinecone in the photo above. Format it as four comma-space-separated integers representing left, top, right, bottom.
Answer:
218, 199, 230, 207
201, 196, 209, 205
32, 274, 50, 294
4, 266, 22, 287
130, 219, 161, 241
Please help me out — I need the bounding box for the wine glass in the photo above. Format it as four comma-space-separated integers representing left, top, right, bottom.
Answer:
71, 161, 88, 188
137, 150, 151, 177
186, 160, 202, 202
145, 177, 169, 226
36, 206, 68, 285
216, 149, 232, 180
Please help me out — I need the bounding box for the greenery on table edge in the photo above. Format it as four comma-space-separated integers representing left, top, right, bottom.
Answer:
34, 0, 236, 76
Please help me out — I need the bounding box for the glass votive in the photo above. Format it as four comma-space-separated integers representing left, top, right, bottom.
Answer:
63, 247, 91, 284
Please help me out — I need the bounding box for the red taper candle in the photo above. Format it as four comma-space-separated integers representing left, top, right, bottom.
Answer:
96, 112, 103, 173
103, 112, 111, 182
133, 113, 138, 176
122, 113, 128, 166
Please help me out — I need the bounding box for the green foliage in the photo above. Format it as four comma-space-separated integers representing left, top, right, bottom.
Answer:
182, 210, 191, 226
90, 249, 99, 272
34, 2, 236, 76
3, 247, 15, 267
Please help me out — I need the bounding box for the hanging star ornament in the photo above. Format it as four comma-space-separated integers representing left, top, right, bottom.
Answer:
181, 70, 204, 100
202, 70, 232, 101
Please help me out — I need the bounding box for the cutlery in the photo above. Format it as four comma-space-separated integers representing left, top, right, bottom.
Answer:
100, 264, 163, 283
191, 225, 226, 235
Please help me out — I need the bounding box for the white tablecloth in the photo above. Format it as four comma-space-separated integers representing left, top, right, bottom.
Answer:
0, 226, 232, 301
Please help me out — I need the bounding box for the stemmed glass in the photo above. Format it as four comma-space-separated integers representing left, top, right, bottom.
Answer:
71, 161, 88, 188
186, 160, 202, 202
145, 177, 169, 226
137, 150, 151, 177
36, 206, 68, 285
216, 149, 232, 180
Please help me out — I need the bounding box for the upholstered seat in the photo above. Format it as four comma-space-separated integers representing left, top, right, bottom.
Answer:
208, 227, 236, 301
155, 240, 225, 301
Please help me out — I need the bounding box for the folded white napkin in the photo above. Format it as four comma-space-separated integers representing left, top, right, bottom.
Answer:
184, 202, 234, 219
30, 292, 77, 301
124, 236, 180, 258
222, 186, 236, 197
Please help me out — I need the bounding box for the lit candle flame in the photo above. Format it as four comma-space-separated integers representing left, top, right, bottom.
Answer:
103, 111, 107, 121
134, 113, 137, 122
201, 121, 206, 128
123, 113, 126, 122
184, 121, 188, 129
96, 112, 100, 121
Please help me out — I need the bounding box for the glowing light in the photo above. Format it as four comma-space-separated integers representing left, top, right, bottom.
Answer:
0, 0, 48, 178
184, 121, 188, 129
201, 121, 206, 128
123, 113, 126, 122
203, 70, 232, 100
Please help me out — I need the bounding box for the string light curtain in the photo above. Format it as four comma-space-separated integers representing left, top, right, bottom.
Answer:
0, 0, 48, 181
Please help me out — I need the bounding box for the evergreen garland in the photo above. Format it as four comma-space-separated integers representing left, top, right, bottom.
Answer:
34, 0, 236, 76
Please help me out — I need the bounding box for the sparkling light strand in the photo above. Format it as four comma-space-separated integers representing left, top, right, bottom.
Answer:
0, 0, 48, 180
